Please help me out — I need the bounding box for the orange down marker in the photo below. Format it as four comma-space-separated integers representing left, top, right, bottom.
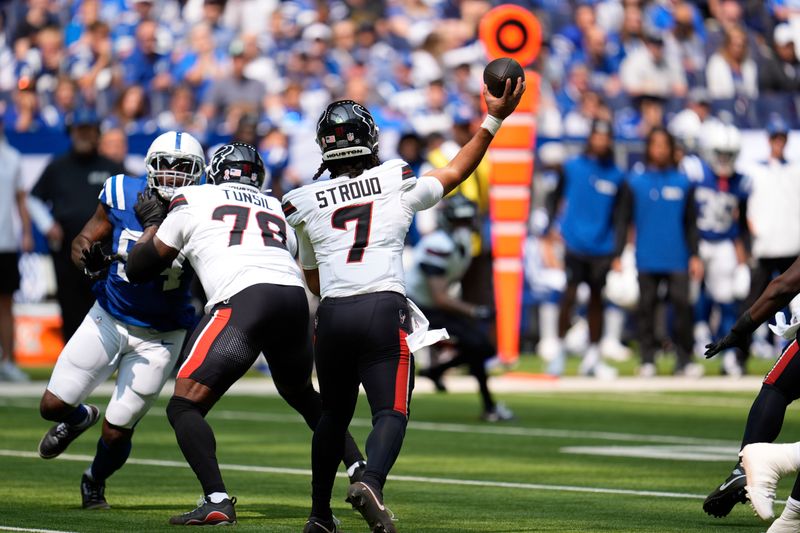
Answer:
479, 5, 541, 364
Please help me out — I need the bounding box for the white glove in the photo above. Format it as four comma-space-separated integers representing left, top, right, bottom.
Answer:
769, 312, 800, 340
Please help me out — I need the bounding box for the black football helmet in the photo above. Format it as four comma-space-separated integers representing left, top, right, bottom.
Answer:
316, 100, 379, 161
440, 193, 478, 229
207, 142, 266, 189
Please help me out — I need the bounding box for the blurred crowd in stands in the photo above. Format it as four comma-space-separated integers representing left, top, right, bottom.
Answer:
3, 0, 800, 381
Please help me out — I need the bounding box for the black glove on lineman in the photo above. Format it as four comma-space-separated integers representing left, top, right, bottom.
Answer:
705, 312, 756, 359
81, 241, 114, 280
134, 188, 168, 229
473, 305, 496, 321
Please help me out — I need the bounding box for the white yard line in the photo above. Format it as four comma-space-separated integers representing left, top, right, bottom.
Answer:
0, 527, 79, 533
0, 449, 708, 501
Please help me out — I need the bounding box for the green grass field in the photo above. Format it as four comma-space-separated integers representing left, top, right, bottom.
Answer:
2, 385, 799, 532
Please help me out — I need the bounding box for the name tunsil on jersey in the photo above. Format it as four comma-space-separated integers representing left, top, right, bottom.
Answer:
315, 177, 382, 208
223, 188, 271, 208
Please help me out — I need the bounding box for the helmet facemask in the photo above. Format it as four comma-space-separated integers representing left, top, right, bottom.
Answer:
146, 152, 204, 200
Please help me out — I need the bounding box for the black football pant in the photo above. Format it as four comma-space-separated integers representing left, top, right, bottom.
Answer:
311, 291, 413, 518
166, 283, 363, 496
637, 272, 693, 368
420, 307, 496, 411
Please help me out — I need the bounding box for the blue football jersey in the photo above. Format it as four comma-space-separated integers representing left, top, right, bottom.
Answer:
95, 174, 196, 331
683, 157, 750, 242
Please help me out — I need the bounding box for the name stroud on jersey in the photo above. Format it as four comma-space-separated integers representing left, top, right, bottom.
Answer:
315, 176, 382, 208
223, 188, 271, 208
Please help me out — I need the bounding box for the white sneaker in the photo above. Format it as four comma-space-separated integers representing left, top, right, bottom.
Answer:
675, 362, 705, 379
740, 443, 796, 520
481, 402, 514, 422
546, 352, 566, 377
638, 362, 657, 378
599, 337, 631, 362
768, 506, 800, 532
0, 361, 29, 382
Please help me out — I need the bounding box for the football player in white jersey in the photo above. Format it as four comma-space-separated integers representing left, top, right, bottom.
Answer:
407, 194, 513, 422
282, 77, 524, 533
125, 143, 365, 526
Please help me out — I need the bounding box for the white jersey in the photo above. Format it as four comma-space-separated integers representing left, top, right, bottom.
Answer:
157, 182, 303, 311
282, 159, 443, 299
405, 229, 473, 308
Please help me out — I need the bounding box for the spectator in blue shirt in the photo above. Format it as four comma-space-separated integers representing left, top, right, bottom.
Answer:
546, 119, 626, 379
619, 127, 704, 377
121, 19, 172, 108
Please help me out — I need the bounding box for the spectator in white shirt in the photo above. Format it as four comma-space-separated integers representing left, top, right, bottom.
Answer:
620, 27, 687, 98
706, 25, 758, 99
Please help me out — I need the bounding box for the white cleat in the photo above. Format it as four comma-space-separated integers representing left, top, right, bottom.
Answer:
740, 443, 793, 520
638, 362, 657, 378
768, 505, 800, 533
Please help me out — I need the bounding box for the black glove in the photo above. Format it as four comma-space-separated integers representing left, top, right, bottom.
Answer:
81, 241, 113, 280
473, 305, 496, 321
134, 188, 168, 229
705, 312, 756, 359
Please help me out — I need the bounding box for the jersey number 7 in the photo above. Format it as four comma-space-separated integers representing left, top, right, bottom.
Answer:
332, 203, 373, 263
212, 205, 288, 249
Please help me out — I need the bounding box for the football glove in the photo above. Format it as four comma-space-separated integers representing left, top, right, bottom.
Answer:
134, 188, 168, 229
705, 312, 756, 359
81, 241, 114, 280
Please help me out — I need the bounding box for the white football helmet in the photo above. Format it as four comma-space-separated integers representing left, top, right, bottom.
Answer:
145, 131, 205, 200
701, 122, 741, 177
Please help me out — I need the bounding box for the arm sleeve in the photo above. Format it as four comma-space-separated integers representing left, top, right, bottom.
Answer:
297, 224, 317, 269
684, 186, 699, 256
402, 175, 444, 213
613, 181, 633, 257
155, 209, 191, 251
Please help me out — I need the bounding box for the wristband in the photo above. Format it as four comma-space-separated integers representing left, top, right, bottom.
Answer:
481, 115, 503, 136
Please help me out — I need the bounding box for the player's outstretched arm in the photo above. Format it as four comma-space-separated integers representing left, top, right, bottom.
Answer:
424, 77, 525, 196
126, 226, 179, 283
706, 256, 800, 358
71, 203, 112, 269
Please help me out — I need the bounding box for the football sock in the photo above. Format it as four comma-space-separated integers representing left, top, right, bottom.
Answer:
362, 410, 407, 491
311, 413, 345, 521
603, 306, 625, 343
469, 359, 494, 412
166, 396, 226, 495
207, 492, 230, 504
741, 384, 789, 449
539, 303, 559, 340
281, 383, 365, 467
64, 404, 89, 426
89, 436, 131, 482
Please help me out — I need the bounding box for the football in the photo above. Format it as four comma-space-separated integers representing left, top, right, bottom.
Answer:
483, 57, 525, 98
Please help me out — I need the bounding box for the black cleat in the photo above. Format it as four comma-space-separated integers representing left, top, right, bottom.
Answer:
303, 517, 338, 533
39, 404, 100, 459
169, 496, 237, 525
703, 465, 747, 517
419, 368, 446, 393
349, 460, 367, 484
81, 473, 110, 510
346, 482, 397, 533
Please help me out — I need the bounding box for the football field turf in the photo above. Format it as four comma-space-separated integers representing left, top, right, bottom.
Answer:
2, 386, 798, 532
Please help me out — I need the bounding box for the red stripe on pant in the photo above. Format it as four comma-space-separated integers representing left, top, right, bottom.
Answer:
393, 329, 411, 415
765, 339, 799, 385
178, 308, 233, 379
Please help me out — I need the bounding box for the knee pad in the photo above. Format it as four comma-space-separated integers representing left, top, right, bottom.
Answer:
166, 396, 207, 428
371, 408, 408, 426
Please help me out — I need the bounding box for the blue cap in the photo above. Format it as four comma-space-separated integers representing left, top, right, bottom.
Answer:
767, 115, 789, 137
66, 108, 100, 128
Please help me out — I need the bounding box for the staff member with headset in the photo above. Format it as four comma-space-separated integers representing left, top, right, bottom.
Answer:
31, 109, 125, 341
